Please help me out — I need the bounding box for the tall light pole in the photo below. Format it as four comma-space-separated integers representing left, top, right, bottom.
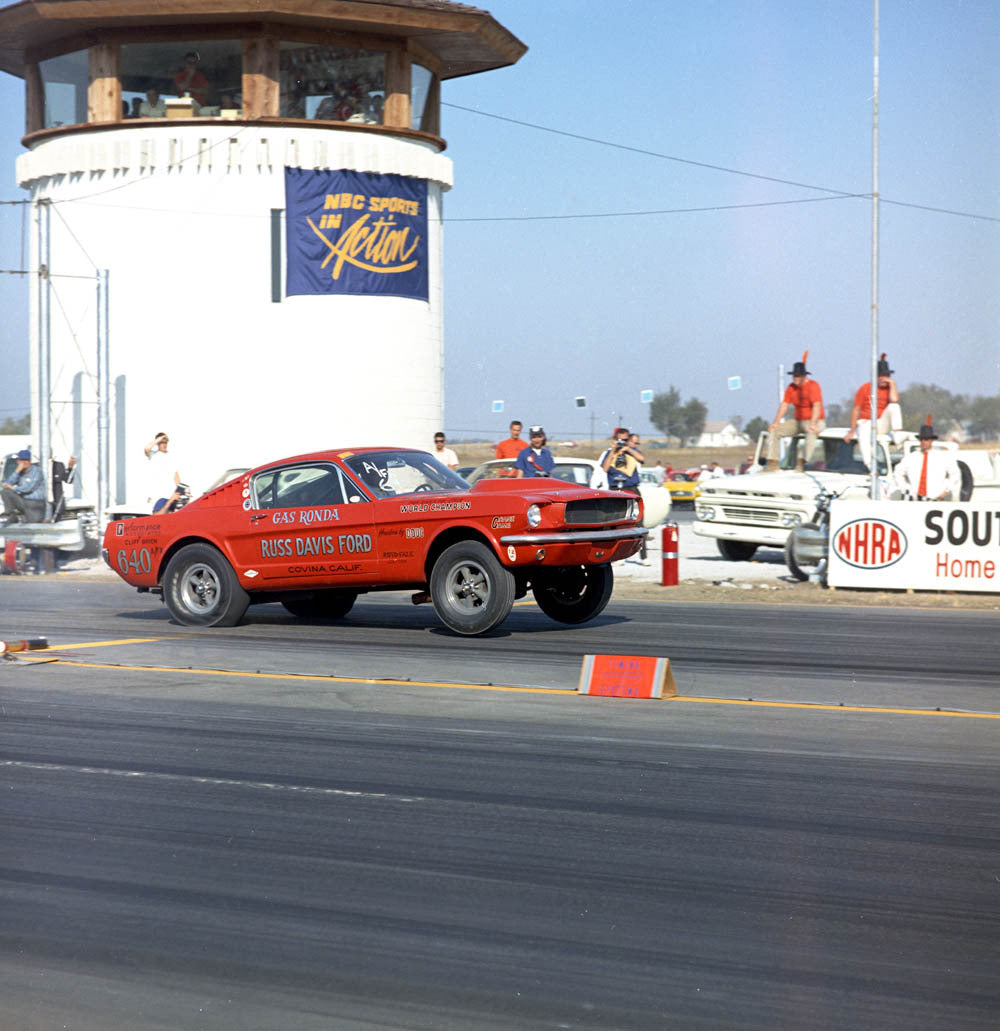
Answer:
869, 0, 881, 500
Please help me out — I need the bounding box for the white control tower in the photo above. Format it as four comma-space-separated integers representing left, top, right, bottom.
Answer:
0, 0, 525, 508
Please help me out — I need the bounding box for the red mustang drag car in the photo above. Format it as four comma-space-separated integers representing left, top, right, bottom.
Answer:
103, 447, 646, 635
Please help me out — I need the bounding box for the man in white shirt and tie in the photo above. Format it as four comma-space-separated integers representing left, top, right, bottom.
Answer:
897, 416, 960, 501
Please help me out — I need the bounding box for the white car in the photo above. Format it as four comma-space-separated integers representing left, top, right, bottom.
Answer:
466, 457, 672, 529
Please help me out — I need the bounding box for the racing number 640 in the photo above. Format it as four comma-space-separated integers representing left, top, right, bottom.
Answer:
117, 547, 151, 576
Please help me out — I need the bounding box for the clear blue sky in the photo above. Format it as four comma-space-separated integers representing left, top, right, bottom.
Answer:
1, 0, 998, 440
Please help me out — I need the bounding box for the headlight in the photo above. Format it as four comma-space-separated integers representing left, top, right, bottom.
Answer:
628, 499, 639, 521
780, 513, 803, 527
526, 504, 542, 527
696, 506, 715, 521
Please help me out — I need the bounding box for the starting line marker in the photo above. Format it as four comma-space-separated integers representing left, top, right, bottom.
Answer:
578, 654, 676, 699
0, 637, 49, 655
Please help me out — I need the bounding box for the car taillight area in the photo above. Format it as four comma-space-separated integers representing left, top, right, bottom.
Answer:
564, 498, 633, 524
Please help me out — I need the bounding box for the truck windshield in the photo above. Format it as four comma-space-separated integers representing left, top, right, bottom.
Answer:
783, 437, 887, 476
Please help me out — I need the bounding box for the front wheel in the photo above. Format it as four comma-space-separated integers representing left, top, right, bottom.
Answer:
716, 539, 758, 561
532, 564, 614, 625
282, 589, 358, 619
162, 543, 249, 626
429, 541, 515, 635
784, 524, 819, 582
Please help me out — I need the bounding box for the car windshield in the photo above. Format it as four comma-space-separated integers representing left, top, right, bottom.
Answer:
466, 461, 515, 483
467, 461, 598, 486
344, 450, 470, 499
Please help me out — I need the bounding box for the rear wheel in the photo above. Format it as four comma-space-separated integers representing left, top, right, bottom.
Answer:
162, 543, 249, 626
532, 564, 613, 625
716, 539, 758, 561
429, 541, 515, 635
282, 590, 358, 619
784, 524, 819, 582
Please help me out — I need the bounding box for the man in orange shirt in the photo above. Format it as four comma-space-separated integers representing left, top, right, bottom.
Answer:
765, 352, 825, 471
495, 420, 529, 473
843, 353, 901, 469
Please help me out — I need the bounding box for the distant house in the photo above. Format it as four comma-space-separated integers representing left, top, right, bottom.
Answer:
689, 421, 750, 448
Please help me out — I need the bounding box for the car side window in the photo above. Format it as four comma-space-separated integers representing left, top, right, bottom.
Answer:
252, 464, 348, 509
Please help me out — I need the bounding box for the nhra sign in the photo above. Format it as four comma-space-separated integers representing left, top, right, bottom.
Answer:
828, 500, 1000, 593
285, 168, 428, 301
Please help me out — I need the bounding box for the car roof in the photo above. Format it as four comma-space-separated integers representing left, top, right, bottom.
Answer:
249, 446, 425, 475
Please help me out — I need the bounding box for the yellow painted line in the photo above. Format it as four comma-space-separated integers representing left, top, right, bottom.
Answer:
673, 696, 1000, 719
16, 657, 571, 695
32, 638, 169, 652
13, 656, 1000, 719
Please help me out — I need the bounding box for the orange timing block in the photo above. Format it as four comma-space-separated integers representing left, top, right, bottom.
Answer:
578, 654, 677, 699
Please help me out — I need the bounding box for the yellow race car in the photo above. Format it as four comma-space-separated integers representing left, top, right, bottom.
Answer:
662, 471, 701, 507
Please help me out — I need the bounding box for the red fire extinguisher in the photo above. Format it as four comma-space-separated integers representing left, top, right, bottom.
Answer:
661, 522, 679, 586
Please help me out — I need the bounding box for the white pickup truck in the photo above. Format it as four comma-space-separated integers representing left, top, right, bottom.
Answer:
692, 427, 998, 561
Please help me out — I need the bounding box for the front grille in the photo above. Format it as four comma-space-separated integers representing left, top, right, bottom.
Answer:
565, 498, 630, 524
722, 507, 779, 523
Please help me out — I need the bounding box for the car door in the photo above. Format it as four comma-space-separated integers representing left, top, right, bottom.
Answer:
233, 461, 377, 588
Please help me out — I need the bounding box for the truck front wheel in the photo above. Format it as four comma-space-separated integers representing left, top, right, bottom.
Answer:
716, 540, 758, 561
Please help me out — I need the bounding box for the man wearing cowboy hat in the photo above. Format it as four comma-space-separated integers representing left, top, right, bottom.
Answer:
1, 449, 46, 525
897, 416, 960, 501
844, 353, 902, 469
765, 351, 825, 471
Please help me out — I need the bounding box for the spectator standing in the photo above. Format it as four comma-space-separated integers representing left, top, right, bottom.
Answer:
897, 416, 960, 501
1, 449, 46, 525
432, 432, 459, 470
844, 353, 902, 469
496, 420, 529, 460
144, 432, 183, 513
600, 428, 648, 562
514, 426, 555, 478
765, 352, 825, 471
600, 427, 642, 492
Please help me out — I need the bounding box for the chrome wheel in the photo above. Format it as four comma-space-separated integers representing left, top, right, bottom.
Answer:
430, 541, 515, 635
178, 562, 223, 617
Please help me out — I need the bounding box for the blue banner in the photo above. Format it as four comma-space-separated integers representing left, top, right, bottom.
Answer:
285, 168, 428, 301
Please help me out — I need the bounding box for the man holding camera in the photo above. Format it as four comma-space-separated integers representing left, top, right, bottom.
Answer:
600, 428, 648, 562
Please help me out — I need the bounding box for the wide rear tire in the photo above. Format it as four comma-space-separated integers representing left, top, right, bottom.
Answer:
532, 564, 614, 625
162, 543, 249, 627
784, 524, 819, 582
429, 541, 515, 635
282, 590, 358, 619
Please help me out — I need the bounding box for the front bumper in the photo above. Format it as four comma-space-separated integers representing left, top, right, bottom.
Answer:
692, 522, 791, 547
499, 526, 646, 565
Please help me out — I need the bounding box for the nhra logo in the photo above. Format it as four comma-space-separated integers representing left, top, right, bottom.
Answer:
833, 517, 907, 569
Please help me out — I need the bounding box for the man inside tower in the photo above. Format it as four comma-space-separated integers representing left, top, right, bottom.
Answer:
173, 51, 209, 108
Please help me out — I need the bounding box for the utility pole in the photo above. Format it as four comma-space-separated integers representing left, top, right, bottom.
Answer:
869, 0, 881, 500
37, 198, 51, 503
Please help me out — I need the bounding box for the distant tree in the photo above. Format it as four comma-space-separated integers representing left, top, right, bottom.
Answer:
0, 414, 29, 434
649, 387, 684, 444
898, 383, 967, 431
824, 399, 851, 427
966, 395, 1000, 440
744, 416, 768, 441
680, 398, 708, 445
